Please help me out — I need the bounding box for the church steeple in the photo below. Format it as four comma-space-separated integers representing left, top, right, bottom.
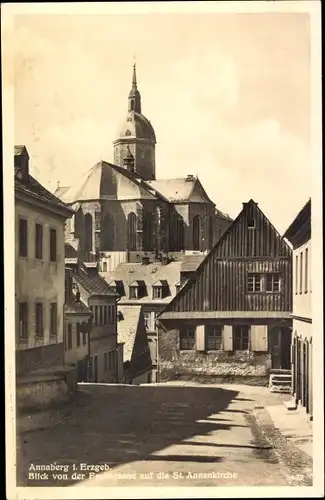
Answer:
128, 62, 141, 113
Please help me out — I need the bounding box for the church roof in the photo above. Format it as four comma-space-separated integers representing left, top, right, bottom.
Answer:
116, 111, 156, 143
146, 176, 215, 204
55, 161, 165, 204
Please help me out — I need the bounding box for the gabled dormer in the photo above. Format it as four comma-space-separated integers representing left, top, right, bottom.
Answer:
129, 280, 146, 299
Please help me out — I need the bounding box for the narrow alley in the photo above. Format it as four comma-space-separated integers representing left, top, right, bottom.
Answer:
16, 383, 310, 488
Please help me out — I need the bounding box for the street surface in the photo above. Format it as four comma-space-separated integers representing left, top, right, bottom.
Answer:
18, 383, 294, 487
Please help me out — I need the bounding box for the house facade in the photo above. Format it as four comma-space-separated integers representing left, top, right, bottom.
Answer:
117, 305, 152, 384
64, 267, 92, 381
65, 245, 122, 383
15, 145, 76, 411
158, 200, 293, 385
15, 145, 74, 375
283, 199, 312, 419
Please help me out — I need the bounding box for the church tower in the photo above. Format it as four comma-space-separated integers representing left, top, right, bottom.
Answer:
113, 63, 156, 180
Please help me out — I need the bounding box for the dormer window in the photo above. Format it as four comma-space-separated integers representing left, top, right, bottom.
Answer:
129, 280, 146, 300
152, 280, 169, 300
129, 285, 139, 299
108, 280, 124, 296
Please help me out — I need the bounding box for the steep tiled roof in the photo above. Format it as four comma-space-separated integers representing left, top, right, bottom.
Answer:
64, 301, 92, 315
117, 305, 141, 362
73, 266, 117, 297
54, 161, 167, 204
65, 243, 78, 258
104, 260, 183, 304
146, 178, 197, 203
180, 254, 205, 273
55, 186, 69, 198
15, 173, 73, 216
215, 208, 233, 221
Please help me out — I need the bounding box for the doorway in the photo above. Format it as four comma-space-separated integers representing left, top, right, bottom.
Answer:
270, 326, 292, 369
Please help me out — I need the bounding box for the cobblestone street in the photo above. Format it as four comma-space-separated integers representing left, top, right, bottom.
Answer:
17, 383, 307, 488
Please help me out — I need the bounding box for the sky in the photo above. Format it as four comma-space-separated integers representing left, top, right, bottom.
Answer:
12, 9, 312, 233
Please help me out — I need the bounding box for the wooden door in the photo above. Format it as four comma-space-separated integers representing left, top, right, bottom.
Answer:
270, 326, 282, 369
280, 327, 292, 370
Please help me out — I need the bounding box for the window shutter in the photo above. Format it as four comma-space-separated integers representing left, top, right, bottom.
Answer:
251, 325, 268, 352
223, 325, 233, 351
196, 325, 205, 351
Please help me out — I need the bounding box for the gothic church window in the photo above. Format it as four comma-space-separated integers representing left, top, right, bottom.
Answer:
127, 212, 137, 251
84, 213, 93, 252
192, 215, 201, 251
143, 212, 153, 251
175, 218, 185, 251
102, 214, 115, 251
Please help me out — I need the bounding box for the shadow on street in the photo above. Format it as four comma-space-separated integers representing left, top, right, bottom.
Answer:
17, 384, 239, 486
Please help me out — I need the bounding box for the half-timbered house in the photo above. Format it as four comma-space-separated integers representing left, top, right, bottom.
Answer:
158, 199, 293, 385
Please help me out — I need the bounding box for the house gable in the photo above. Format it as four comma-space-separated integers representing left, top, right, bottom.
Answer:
159, 199, 292, 316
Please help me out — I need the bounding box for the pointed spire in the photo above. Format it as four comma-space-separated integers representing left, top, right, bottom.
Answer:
132, 54, 137, 89
128, 57, 141, 113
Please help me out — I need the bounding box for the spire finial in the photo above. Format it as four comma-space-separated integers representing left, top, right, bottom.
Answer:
57, 180, 60, 189
132, 54, 137, 89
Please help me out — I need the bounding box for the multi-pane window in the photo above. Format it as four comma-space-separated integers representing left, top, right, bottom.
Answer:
266, 274, 281, 292
180, 327, 196, 350
67, 324, 72, 349
192, 215, 201, 251
305, 248, 308, 293
247, 273, 262, 292
206, 326, 223, 350
153, 287, 163, 300
50, 229, 57, 262
234, 325, 250, 350
35, 303, 44, 337
129, 286, 139, 299
300, 251, 303, 294
35, 223, 43, 259
19, 302, 28, 339
19, 218, 28, 257
50, 302, 58, 337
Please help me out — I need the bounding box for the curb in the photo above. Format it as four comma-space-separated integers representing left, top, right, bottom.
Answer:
252, 405, 313, 486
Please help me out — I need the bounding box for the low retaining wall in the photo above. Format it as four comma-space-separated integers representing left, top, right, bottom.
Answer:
16, 367, 78, 414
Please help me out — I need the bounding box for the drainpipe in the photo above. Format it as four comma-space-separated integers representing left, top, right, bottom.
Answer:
116, 295, 121, 383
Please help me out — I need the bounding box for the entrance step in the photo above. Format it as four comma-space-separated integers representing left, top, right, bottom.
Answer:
269, 369, 291, 375
269, 372, 292, 394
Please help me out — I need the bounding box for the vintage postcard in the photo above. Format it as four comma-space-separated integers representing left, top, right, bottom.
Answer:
3, 1, 323, 499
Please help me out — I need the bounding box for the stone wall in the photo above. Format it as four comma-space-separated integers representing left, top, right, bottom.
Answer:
159, 328, 271, 385
16, 342, 64, 376
16, 370, 77, 414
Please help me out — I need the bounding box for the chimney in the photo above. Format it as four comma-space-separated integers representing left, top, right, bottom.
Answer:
161, 253, 169, 266
14, 145, 29, 181
141, 256, 150, 266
